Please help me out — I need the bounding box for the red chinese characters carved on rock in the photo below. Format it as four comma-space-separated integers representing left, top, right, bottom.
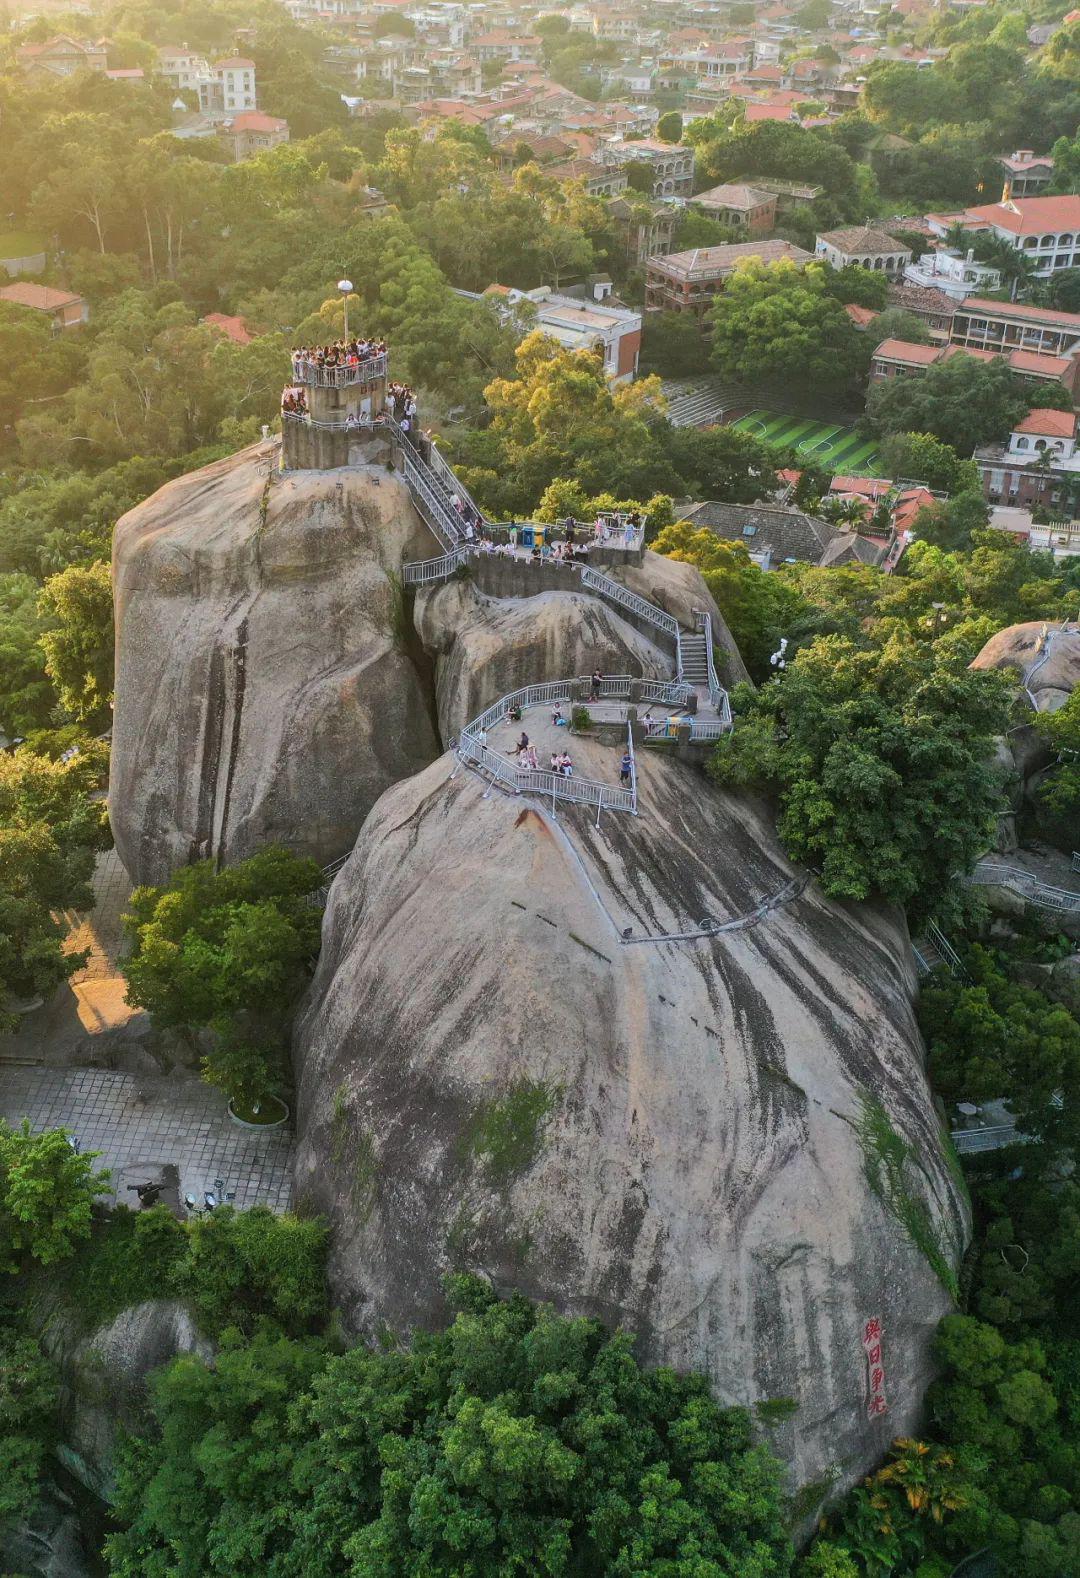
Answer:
863, 1316, 888, 1419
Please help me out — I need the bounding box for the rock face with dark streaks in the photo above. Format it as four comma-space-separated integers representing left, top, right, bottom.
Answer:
293, 721, 967, 1502
110, 442, 440, 885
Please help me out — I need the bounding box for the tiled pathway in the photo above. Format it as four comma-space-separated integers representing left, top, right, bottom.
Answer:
0, 1066, 294, 1213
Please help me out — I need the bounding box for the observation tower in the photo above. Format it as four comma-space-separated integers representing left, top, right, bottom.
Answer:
281, 346, 392, 470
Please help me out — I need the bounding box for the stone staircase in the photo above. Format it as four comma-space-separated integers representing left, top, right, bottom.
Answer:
678, 631, 710, 686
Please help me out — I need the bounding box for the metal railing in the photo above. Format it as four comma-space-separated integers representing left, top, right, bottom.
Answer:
457, 730, 636, 822
427, 440, 486, 525
580, 566, 679, 638
402, 548, 468, 586
950, 1124, 1029, 1155
966, 863, 1080, 912
696, 609, 733, 730
398, 445, 463, 554
486, 518, 645, 552
291, 355, 387, 388
638, 678, 693, 705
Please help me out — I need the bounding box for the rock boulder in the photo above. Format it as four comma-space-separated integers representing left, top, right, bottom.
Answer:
294, 721, 967, 1501
110, 442, 441, 886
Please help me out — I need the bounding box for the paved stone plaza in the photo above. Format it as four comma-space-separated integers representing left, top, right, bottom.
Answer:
0, 1066, 294, 1213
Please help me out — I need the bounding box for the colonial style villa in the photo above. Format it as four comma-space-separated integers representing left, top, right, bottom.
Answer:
815, 226, 912, 274
926, 196, 1080, 281
975, 408, 1080, 520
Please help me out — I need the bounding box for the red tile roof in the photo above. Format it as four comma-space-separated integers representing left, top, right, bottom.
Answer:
959, 296, 1080, 330
1014, 407, 1077, 437
0, 282, 82, 311
961, 195, 1080, 236
744, 104, 793, 122
872, 338, 941, 364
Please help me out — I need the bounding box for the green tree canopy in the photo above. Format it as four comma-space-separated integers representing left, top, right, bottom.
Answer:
709, 259, 869, 393
864, 353, 1047, 453
709, 634, 1010, 912
0, 1121, 109, 1273
105, 1276, 792, 1577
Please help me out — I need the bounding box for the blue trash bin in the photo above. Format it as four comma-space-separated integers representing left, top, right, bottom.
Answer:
520, 526, 535, 548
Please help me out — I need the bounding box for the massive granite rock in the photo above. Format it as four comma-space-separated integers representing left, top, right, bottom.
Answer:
294, 719, 966, 1499
971, 619, 1080, 713
37, 1296, 213, 1503
110, 442, 441, 885
415, 576, 673, 740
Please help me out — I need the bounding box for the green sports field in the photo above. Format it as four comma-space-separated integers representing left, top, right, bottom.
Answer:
729, 409, 882, 476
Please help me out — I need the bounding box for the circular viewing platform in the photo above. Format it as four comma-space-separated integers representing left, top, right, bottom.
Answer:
291, 354, 387, 388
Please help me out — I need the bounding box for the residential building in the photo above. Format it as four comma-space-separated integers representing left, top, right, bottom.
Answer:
886, 282, 957, 340
974, 408, 1080, 521
0, 282, 88, 329
608, 195, 677, 266
948, 296, 1080, 359
926, 196, 1080, 281
815, 225, 911, 274
645, 238, 814, 314
156, 45, 209, 90
483, 283, 642, 381
692, 183, 777, 237
589, 7, 640, 41
598, 139, 694, 198
16, 34, 107, 77
902, 247, 1002, 303
676, 500, 886, 569
222, 111, 290, 160
753, 177, 824, 214
659, 38, 756, 79
199, 57, 257, 115
547, 158, 628, 198
997, 149, 1054, 201
470, 29, 542, 61
493, 133, 573, 171
869, 337, 1079, 397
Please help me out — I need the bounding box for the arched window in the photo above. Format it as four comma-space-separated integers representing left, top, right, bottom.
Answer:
1041, 234, 1055, 248
1015, 437, 1029, 450
1060, 234, 1074, 246
1034, 438, 1047, 451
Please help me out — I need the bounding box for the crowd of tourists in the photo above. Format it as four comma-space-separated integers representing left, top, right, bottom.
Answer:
281, 389, 308, 417
291, 338, 387, 378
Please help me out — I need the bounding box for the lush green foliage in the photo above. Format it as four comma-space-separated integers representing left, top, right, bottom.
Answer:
0, 1121, 109, 1274
864, 353, 1068, 454
106, 1275, 792, 1577
709, 259, 869, 393
709, 636, 1009, 913
123, 848, 322, 1107
920, 943, 1080, 1148
0, 1326, 60, 1531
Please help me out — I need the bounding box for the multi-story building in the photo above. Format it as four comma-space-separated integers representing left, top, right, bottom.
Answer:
484, 283, 642, 381
659, 37, 755, 79
470, 29, 542, 61
608, 195, 677, 266
546, 158, 628, 198
16, 34, 108, 77
868, 337, 1079, 397
157, 45, 210, 91
926, 196, 1080, 281
645, 238, 813, 314
752, 177, 824, 214
589, 7, 640, 42
885, 282, 957, 340
948, 296, 1080, 359
200, 57, 258, 114
598, 138, 694, 198
974, 408, 1080, 520
692, 183, 777, 237
223, 111, 290, 161
902, 247, 1002, 302
997, 149, 1054, 201
815, 225, 911, 274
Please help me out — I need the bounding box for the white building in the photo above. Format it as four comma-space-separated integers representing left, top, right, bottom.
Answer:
157, 45, 210, 92
926, 196, 1080, 282
200, 56, 258, 115
902, 248, 1002, 303
815, 225, 911, 274
483, 283, 642, 382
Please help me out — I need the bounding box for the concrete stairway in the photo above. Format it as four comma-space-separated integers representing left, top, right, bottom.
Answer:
679, 632, 710, 685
